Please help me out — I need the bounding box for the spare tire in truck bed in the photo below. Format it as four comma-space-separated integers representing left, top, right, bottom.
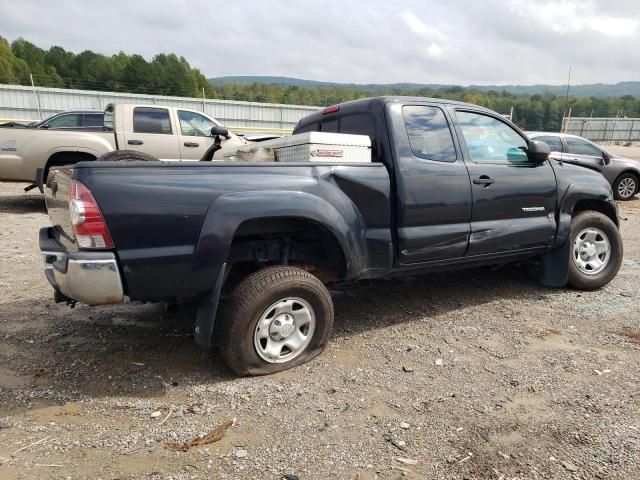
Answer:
96, 150, 159, 162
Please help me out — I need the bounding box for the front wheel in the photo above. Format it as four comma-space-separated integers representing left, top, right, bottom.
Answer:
217, 266, 334, 376
567, 211, 623, 290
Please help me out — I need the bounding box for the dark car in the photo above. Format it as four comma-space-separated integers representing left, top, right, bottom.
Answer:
527, 132, 640, 201
40, 97, 623, 375
31, 110, 104, 130
0, 110, 105, 130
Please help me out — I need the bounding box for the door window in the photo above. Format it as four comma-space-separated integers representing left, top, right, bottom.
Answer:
457, 111, 529, 164
178, 110, 216, 137
534, 135, 563, 153
403, 106, 456, 162
133, 107, 172, 134
83, 113, 104, 128
46, 113, 81, 128
565, 137, 602, 157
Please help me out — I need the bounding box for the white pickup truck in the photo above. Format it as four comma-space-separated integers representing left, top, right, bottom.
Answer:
0, 103, 248, 184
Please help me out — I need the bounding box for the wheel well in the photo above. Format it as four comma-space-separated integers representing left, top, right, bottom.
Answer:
616, 170, 640, 185
225, 217, 347, 286
573, 199, 619, 226
45, 152, 96, 175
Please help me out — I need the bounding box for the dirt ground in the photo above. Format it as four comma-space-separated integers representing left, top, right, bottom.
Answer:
601, 144, 640, 161
0, 181, 639, 480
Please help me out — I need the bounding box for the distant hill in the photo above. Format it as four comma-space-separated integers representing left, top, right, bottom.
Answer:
209, 76, 640, 99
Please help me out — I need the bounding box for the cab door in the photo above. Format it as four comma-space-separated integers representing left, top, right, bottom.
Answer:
453, 109, 557, 256
176, 110, 217, 161
389, 102, 473, 264
123, 107, 181, 161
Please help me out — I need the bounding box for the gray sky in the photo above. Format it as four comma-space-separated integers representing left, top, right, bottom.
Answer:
1, 0, 638, 85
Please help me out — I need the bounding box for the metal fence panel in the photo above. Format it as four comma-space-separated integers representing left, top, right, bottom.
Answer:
563, 117, 640, 142
0, 84, 320, 134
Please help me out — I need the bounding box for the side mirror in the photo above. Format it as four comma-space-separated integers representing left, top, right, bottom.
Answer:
527, 140, 550, 164
211, 126, 230, 139
40, 123, 50, 129
603, 151, 611, 165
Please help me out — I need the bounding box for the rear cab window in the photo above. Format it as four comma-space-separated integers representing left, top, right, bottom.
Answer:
133, 107, 172, 134
402, 105, 457, 162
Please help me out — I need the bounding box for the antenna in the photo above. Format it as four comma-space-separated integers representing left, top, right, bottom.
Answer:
562, 66, 571, 132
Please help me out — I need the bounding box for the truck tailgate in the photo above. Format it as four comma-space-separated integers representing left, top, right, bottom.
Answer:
44, 167, 77, 251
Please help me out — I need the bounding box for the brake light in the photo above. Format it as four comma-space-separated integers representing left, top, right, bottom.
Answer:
69, 180, 114, 249
322, 105, 339, 115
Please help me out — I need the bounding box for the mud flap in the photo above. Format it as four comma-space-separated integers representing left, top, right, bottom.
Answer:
193, 263, 226, 349
538, 241, 570, 287
24, 168, 46, 193
35, 167, 46, 193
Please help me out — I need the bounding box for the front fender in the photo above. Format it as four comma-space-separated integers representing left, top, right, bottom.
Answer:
556, 182, 616, 246
540, 181, 616, 287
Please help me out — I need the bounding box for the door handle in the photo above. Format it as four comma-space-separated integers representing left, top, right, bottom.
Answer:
184, 142, 199, 147
473, 175, 495, 186
127, 139, 144, 145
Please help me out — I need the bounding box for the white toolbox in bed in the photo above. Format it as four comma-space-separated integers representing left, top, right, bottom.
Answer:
223, 132, 371, 163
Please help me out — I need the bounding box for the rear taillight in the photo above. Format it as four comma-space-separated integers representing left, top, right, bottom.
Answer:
69, 180, 114, 249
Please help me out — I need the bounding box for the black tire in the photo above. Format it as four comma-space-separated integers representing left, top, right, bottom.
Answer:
95, 150, 159, 162
613, 172, 639, 201
216, 266, 334, 376
567, 211, 623, 290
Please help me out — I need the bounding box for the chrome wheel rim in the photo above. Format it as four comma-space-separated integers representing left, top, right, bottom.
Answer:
618, 177, 636, 199
572, 227, 611, 275
254, 297, 316, 363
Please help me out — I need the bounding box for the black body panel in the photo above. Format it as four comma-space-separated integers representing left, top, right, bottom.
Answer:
44, 96, 618, 313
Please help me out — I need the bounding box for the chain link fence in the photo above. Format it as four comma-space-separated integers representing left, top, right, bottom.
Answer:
562, 117, 640, 142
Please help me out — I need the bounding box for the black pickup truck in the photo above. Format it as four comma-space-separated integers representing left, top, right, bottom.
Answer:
40, 96, 623, 375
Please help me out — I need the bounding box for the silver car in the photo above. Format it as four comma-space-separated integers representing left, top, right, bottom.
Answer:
527, 132, 640, 201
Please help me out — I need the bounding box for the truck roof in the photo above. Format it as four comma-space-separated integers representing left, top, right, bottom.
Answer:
297, 96, 496, 126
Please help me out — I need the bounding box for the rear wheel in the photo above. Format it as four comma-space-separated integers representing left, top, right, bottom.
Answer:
217, 266, 334, 376
568, 211, 622, 289
613, 172, 638, 201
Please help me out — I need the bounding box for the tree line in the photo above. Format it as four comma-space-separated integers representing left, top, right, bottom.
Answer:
1, 37, 639, 131
0, 37, 214, 98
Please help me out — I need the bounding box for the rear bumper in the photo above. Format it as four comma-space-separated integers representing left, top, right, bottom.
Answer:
40, 227, 124, 306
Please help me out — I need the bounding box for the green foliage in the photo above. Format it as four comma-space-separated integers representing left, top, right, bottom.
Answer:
208, 82, 640, 131
1, 36, 638, 131
1, 36, 216, 99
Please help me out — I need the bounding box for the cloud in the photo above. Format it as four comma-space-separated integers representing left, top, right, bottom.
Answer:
0, 0, 637, 86
402, 11, 428, 34
509, 0, 638, 37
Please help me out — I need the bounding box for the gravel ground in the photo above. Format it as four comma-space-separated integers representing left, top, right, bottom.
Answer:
0, 181, 639, 480
599, 144, 640, 161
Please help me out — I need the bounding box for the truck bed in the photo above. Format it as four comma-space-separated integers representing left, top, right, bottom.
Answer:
45, 160, 392, 302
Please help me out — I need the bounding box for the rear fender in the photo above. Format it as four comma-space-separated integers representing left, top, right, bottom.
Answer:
189, 190, 366, 348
